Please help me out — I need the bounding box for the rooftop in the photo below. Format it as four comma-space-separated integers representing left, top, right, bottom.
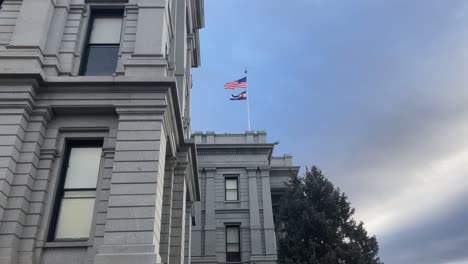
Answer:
193, 131, 268, 144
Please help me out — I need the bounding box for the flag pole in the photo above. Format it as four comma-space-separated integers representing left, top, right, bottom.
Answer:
245, 67, 251, 131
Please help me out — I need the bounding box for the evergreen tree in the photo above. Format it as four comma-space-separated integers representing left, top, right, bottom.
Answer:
276, 166, 383, 264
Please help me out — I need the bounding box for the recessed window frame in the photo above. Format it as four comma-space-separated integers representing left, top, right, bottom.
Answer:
80, 8, 124, 76
47, 139, 103, 242
225, 225, 241, 263
225, 176, 239, 201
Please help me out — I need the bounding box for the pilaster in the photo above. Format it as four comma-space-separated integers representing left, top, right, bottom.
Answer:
57, 2, 87, 75
43, 0, 71, 75
125, 0, 170, 76
159, 157, 177, 264
183, 201, 192, 264
10, 0, 54, 50
1, 0, 55, 76
174, 0, 187, 109
203, 167, 217, 259
168, 151, 188, 264
14, 107, 54, 264
260, 167, 277, 258
94, 106, 167, 264
247, 167, 262, 257
0, 106, 31, 264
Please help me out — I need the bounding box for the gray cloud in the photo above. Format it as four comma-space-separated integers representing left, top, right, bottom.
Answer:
193, 1, 468, 263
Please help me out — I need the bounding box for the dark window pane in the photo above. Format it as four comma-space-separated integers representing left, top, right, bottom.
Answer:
226, 226, 241, 262
226, 252, 241, 262
83, 45, 119, 76
227, 243, 240, 252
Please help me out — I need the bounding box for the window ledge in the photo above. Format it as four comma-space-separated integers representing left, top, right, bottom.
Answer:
224, 200, 241, 203
43, 240, 88, 248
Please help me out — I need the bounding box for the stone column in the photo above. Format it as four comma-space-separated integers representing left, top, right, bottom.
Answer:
43, 0, 70, 75
183, 201, 192, 264
247, 167, 263, 257
125, 0, 170, 76
159, 157, 177, 263
94, 106, 167, 264
0, 105, 30, 264
57, 3, 87, 75
10, 0, 54, 50
174, 0, 187, 110
260, 167, 278, 258
15, 107, 54, 264
168, 152, 188, 264
44, 0, 68, 55
2, 0, 55, 75
203, 168, 217, 259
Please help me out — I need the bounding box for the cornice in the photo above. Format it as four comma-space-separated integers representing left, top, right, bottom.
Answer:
270, 166, 301, 177
115, 105, 167, 116
197, 149, 272, 157
31, 106, 55, 121
42, 76, 176, 92
197, 144, 274, 156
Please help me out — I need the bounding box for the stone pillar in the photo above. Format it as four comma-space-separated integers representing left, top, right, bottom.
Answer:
125, 0, 170, 76
0, 106, 30, 264
183, 201, 192, 264
168, 153, 187, 264
159, 157, 177, 263
57, 3, 87, 75
43, 0, 70, 75
174, 0, 187, 111
10, 0, 54, 50
260, 167, 278, 258
94, 106, 167, 264
203, 168, 217, 259
1, 0, 55, 75
44, 0, 68, 55
247, 167, 263, 258
15, 107, 54, 264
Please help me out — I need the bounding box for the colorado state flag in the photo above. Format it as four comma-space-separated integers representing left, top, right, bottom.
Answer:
230, 91, 247, 100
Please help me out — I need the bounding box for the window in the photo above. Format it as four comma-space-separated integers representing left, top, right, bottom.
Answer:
226, 225, 241, 262
81, 10, 123, 76
225, 177, 238, 201
49, 140, 102, 240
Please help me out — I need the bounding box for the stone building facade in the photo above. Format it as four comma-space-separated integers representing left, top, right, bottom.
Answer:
191, 132, 299, 264
0, 0, 203, 264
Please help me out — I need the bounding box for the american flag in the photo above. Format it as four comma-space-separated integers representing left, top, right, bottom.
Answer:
224, 77, 247, 89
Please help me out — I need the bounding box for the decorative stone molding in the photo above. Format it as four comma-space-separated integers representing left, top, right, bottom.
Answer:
197, 147, 271, 156
165, 156, 178, 171
115, 105, 167, 116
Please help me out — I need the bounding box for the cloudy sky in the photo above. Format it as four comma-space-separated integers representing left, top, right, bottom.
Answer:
190, 0, 468, 263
